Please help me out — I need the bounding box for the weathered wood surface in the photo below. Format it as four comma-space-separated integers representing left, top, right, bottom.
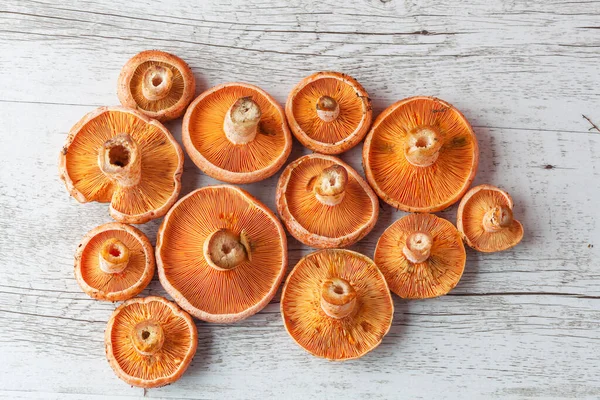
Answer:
1, 0, 599, 398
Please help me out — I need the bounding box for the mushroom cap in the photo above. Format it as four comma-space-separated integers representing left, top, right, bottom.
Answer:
285, 71, 372, 154
105, 296, 197, 388
276, 154, 379, 248
182, 82, 292, 184
59, 106, 184, 224
363, 96, 479, 212
74, 222, 155, 301
281, 249, 393, 361
374, 213, 466, 299
117, 50, 196, 122
457, 184, 524, 252
156, 185, 288, 323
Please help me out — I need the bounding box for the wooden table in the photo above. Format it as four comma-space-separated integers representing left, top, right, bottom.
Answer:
1, 1, 599, 398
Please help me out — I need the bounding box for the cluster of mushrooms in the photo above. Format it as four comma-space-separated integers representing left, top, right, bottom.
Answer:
59, 50, 524, 388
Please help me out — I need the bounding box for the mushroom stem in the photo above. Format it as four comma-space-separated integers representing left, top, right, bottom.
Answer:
203, 229, 250, 271
223, 97, 261, 144
483, 206, 514, 233
314, 165, 348, 206
98, 133, 142, 187
316, 96, 340, 122
403, 232, 433, 263
142, 64, 174, 101
131, 320, 165, 356
320, 278, 357, 319
404, 126, 443, 167
99, 238, 130, 274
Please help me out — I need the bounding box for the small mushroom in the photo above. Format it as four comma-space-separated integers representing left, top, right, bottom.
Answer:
105, 296, 197, 388
276, 154, 379, 248
286, 71, 372, 154
117, 50, 196, 122
182, 82, 292, 183
156, 185, 287, 323
280, 249, 393, 360
457, 184, 524, 252
374, 213, 466, 299
59, 106, 184, 224
74, 222, 155, 301
363, 96, 479, 212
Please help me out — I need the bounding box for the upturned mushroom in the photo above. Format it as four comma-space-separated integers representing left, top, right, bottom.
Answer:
285, 71, 372, 154
374, 213, 466, 299
182, 82, 292, 183
156, 185, 287, 323
105, 296, 197, 388
363, 96, 479, 212
59, 106, 183, 224
457, 184, 524, 252
280, 249, 393, 360
74, 222, 155, 301
276, 154, 379, 248
117, 50, 196, 122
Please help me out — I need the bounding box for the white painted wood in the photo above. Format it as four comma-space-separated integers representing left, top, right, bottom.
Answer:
1, 0, 599, 398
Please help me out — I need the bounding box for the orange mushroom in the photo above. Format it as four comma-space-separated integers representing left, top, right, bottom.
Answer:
117, 50, 196, 122
374, 213, 466, 299
285, 71, 372, 154
363, 96, 479, 212
276, 154, 379, 248
156, 185, 287, 323
74, 222, 154, 301
59, 106, 183, 224
182, 82, 292, 183
457, 184, 524, 252
280, 249, 393, 360
105, 296, 197, 388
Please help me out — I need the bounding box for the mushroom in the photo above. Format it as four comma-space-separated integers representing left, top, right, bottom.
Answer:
457, 184, 524, 252
280, 249, 393, 360
59, 106, 184, 224
363, 96, 479, 212
276, 154, 379, 248
156, 185, 287, 323
285, 71, 372, 154
74, 222, 155, 301
374, 213, 466, 299
182, 82, 292, 183
117, 50, 196, 122
105, 296, 197, 388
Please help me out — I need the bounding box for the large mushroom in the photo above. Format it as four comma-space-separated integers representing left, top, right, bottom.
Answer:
156, 185, 287, 323
363, 96, 479, 212
59, 106, 183, 224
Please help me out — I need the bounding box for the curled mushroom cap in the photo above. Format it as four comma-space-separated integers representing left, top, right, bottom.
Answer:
156, 185, 287, 323
457, 184, 524, 252
374, 213, 466, 299
285, 72, 372, 154
74, 222, 155, 301
182, 82, 292, 183
281, 249, 393, 361
105, 296, 197, 388
59, 107, 183, 224
117, 50, 196, 122
276, 154, 379, 248
363, 96, 479, 212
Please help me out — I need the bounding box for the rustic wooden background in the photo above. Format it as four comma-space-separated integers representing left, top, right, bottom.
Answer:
1, 0, 599, 398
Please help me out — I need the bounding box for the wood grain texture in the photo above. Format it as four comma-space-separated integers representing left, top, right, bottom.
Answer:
1, 0, 599, 398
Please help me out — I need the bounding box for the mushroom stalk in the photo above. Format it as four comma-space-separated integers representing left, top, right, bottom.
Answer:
316, 96, 340, 122
314, 165, 348, 206
223, 97, 261, 144
404, 126, 443, 167
142, 64, 174, 101
403, 232, 433, 264
483, 206, 513, 233
203, 229, 251, 271
98, 133, 142, 187
131, 320, 165, 356
99, 238, 130, 274
320, 278, 357, 319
